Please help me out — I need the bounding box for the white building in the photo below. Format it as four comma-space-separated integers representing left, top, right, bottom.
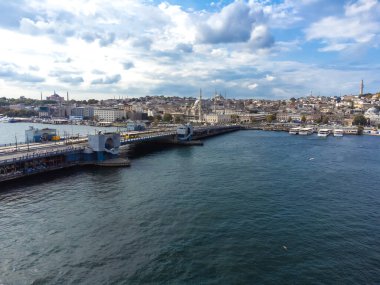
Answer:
204, 113, 232, 124
71, 107, 94, 119
364, 107, 380, 125
239, 113, 269, 123
147, 109, 157, 117
94, 108, 125, 122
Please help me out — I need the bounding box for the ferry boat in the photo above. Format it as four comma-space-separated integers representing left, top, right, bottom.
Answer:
318, 129, 331, 137
299, 127, 313, 135
0, 116, 15, 123
333, 129, 344, 137
289, 127, 300, 135
343, 127, 358, 135
362, 128, 380, 136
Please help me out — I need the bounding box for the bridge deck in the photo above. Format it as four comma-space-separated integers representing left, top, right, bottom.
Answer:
0, 125, 241, 165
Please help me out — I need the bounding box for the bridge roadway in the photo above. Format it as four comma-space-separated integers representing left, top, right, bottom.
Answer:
0, 125, 241, 166
0, 129, 177, 165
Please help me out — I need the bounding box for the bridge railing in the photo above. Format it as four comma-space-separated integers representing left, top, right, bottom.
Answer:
0, 146, 85, 166
120, 131, 176, 144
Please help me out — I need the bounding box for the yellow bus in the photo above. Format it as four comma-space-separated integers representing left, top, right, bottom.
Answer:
124, 133, 140, 139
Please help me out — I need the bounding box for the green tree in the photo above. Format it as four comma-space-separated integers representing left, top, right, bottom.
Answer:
301, 115, 306, 123
174, 116, 182, 124
2, 109, 38, 117
163, 113, 173, 122
287, 116, 292, 123
322, 116, 329, 124
231, 114, 239, 123
266, 114, 276, 123
154, 114, 162, 122
88, 99, 99, 105
353, 114, 367, 126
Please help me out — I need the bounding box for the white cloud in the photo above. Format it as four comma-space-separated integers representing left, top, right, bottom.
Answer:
345, 0, 378, 16
247, 83, 258, 90
305, 0, 380, 51
248, 25, 274, 49
196, 0, 273, 48
0, 0, 379, 99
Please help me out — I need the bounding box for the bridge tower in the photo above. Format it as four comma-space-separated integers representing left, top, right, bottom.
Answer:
87, 132, 121, 161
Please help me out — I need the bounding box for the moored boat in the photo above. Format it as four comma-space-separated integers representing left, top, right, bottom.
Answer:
318, 128, 331, 137
289, 127, 300, 135
333, 129, 344, 137
299, 127, 313, 135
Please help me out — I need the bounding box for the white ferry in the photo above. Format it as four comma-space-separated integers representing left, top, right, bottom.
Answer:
333, 129, 344, 137
289, 127, 300, 135
0, 116, 14, 123
299, 127, 314, 135
343, 127, 359, 135
318, 129, 331, 137
362, 128, 380, 136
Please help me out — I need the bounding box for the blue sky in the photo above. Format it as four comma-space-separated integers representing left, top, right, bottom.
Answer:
0, 0, 379, 100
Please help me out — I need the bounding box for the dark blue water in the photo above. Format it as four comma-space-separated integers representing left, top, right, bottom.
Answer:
1, 131, 379, 284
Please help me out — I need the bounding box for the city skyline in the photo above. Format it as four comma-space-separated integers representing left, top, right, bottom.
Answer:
0, 0, 379, 99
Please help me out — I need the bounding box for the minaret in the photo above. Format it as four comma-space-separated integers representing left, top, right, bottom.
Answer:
67, 91, 69, 102
199, 89, 202, 122
40, 92, 42, 101
360, 80, 364, 96
214, 89, 217, 113
224, 91, 226, 114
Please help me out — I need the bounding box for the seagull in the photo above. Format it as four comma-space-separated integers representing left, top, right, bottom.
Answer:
283, 245, 288, 250
309, 157, 314, 160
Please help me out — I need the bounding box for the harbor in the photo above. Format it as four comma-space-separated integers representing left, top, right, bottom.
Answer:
1, 129, 379, 285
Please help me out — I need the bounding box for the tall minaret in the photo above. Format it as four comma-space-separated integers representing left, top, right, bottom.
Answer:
67, 91, 69, 102
40, 92, 42, 101
214, 89, 217, 113
360, 80, 364, 96
199, 89, 202, 122
224, 91, 226, 114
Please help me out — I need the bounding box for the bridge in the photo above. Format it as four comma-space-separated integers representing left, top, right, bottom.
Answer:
0, 124, 241, 183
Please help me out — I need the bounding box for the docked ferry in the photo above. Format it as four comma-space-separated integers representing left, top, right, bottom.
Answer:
299, 127, 314, 135
318, 129, 331, 137
289, 127, 300, 135
333, 129, 344, 137
0, 116, 15, 123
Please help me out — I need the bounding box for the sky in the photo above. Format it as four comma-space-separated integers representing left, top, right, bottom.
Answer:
0, 0, 379, 100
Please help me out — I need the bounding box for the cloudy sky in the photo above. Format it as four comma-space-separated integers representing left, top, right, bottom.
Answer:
0, 0, 379, 100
